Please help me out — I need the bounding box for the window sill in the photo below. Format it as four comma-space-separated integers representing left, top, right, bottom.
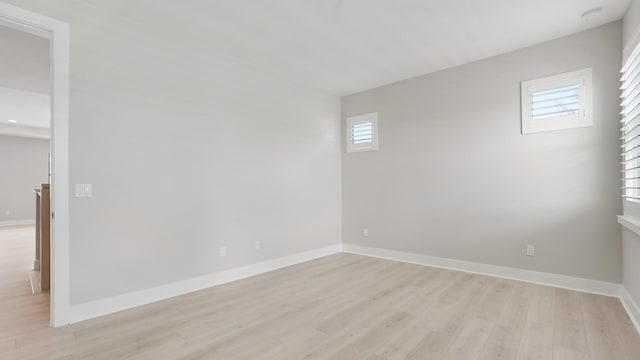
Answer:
618, 215, 640, 238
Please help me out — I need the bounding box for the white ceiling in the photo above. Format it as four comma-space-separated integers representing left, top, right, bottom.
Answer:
0, 86, 50, 139
88, 0, 630, 96
0, 87, 50, 128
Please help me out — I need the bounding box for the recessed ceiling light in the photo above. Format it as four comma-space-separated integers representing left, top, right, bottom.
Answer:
581, 7, 603, 20
7, 119, 17, 123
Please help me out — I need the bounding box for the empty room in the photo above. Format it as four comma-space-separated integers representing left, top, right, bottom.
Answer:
2, 0, 640, 359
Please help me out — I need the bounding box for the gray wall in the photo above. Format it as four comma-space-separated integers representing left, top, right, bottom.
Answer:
342, 22, 623, 282
4, 1, 342, 305
0, 135, 49, 222
0, 24, 49, 94
623, 229, 640, 306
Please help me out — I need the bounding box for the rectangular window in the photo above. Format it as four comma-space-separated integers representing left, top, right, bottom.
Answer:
521, 68, 592, 134
621, 48, 640, 202
346, 112, 378, 152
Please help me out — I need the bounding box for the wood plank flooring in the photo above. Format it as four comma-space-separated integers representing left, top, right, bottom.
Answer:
1, 225, 639, 359
0, 225, 50, 354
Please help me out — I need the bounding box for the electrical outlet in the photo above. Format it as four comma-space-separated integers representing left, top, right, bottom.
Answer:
363, 228, 369, 237
255, 241, 261, 250
526, 245, 535, 256
219, 246, 227, 257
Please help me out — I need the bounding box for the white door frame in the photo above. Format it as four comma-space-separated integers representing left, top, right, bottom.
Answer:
0, 2, 70, 327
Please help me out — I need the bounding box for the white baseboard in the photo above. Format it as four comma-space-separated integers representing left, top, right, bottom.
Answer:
620, 287, 640, 335
67, 244, 342, 325
342, 244, 621, 297
0, 219, 35, 227
63, 242, 640, 337
343, 244, 640, 335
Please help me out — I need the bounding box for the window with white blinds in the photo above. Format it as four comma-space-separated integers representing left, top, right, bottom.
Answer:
531, 84, 580, 120
521, 68, 592, 134
621, 47, 640, 201
352, 122, 373, 144
346, 112, 378, 152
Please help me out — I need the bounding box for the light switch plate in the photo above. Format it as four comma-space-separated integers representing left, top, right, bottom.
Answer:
75, 184, 92, 197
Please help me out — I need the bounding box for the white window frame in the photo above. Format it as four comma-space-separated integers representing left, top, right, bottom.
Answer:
346, 112, 378, 153
521, 68, 592, 134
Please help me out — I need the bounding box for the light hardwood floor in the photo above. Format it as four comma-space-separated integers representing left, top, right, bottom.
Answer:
1, 225, 639, 359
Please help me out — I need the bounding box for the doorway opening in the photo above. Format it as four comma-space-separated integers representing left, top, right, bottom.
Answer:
0, 19, 52, 337
0, 2, 70, 328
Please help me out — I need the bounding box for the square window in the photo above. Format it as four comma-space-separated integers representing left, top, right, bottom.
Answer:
346, 112, 378, 152
521, 68, 592, 134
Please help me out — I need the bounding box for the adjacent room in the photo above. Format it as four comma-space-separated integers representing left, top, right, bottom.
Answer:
0, 21, 52, 343
1, 0, 640, 359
